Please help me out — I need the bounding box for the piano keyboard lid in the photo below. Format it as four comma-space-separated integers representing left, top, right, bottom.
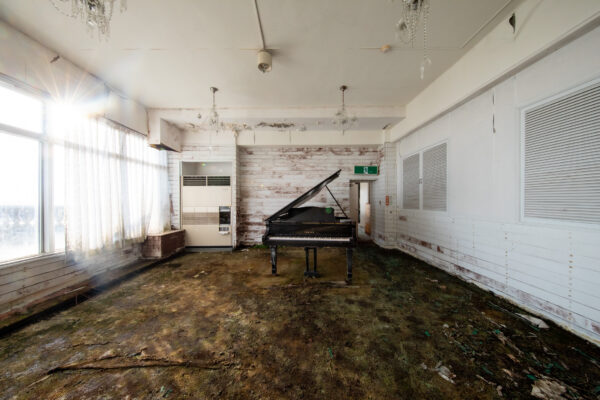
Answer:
265, 169, 342, 222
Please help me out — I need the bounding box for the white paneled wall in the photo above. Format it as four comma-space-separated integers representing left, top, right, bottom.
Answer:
392, 26, 600, 343
383, 143, 397, 247
0, 246, 140, 315
371, 146, 386, 244
372, 143, 397, 248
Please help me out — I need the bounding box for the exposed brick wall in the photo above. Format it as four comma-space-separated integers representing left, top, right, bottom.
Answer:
238, 146, 380, 245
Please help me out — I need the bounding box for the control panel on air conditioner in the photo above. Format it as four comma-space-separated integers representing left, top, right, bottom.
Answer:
219, 206, 231, 235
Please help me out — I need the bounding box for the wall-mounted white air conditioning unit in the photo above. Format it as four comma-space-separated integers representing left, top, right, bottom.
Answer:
180, 162, 232, 247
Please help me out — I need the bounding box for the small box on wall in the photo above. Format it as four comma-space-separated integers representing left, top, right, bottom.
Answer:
354, 165, 378, 175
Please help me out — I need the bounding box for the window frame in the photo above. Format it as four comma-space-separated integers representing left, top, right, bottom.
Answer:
519, 76, 600, 230
399, 140, 448, 212
0, 77, 65, 267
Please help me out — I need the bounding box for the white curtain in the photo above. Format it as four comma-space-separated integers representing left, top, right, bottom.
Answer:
49, 109, 169, 256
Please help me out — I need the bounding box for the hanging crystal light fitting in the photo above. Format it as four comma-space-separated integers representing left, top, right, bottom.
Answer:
49, 0, 127, 40
393, 0, 431, 79
332, 85, 358, 131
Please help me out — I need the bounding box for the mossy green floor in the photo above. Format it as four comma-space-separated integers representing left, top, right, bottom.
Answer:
1, 245, 599, 399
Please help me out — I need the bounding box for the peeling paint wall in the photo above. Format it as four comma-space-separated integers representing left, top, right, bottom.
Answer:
392, 26, 600, 344
237, 146, 380, 244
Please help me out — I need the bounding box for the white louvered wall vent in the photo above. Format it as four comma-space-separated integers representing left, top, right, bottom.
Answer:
423, 143, 447, 211
402, 153, 420, 209
524, 80, 600, 224
402, 143, 447, 211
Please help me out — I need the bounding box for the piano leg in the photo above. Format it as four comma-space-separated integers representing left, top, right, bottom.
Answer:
305, 248, 309, 275
346, 248, 353, 283
270, 245, 277, 275
303, 247, 319, 277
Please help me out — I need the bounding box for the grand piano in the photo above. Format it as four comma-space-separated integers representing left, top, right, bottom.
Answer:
262, 169, 357, 282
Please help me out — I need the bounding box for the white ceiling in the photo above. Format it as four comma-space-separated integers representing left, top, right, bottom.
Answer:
0, 0, 511, 111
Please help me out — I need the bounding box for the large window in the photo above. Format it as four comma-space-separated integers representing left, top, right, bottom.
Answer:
0, 84, 43, 133
49, 106, 168, 255
0, 79, 169, 263
0, 82, 64, 262
401, 142, 447, 211
0, 132, 40, 261
523, 80, 600, 224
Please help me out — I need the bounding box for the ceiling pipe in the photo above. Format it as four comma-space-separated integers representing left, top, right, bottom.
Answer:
253, 0, 266, 50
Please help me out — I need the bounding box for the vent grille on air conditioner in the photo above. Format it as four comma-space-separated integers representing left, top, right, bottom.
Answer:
207, 176, 231, 186
183, 176, 207, 186
183, 175, 230, 186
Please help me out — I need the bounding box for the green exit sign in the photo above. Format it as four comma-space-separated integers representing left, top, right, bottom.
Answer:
354, 166, 378, 175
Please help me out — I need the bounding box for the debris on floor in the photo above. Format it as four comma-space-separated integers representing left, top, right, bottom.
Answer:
517, 313, 550, 330
1, 245, 599, 399
531, 378, 567, 399
434, 362, 456, 384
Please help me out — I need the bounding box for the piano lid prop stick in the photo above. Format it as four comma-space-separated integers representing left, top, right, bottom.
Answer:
325, 185, 349, 219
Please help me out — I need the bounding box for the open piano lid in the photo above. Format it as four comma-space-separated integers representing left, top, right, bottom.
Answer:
265, 169, 342, 222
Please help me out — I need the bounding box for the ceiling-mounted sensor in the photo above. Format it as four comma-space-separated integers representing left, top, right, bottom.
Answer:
257, 50, 272, 73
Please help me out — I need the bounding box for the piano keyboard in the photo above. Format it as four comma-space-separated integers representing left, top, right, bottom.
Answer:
267, 236, 351, 242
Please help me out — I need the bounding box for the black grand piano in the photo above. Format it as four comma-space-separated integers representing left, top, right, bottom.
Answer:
262, 169, 357, 282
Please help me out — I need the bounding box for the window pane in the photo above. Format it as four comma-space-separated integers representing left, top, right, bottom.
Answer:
0, 132, 40, 262
0, 85, 43, 133
53, 145, 65, 251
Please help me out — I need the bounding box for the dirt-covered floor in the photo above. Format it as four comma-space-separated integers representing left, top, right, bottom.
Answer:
1, 245, 600, 399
